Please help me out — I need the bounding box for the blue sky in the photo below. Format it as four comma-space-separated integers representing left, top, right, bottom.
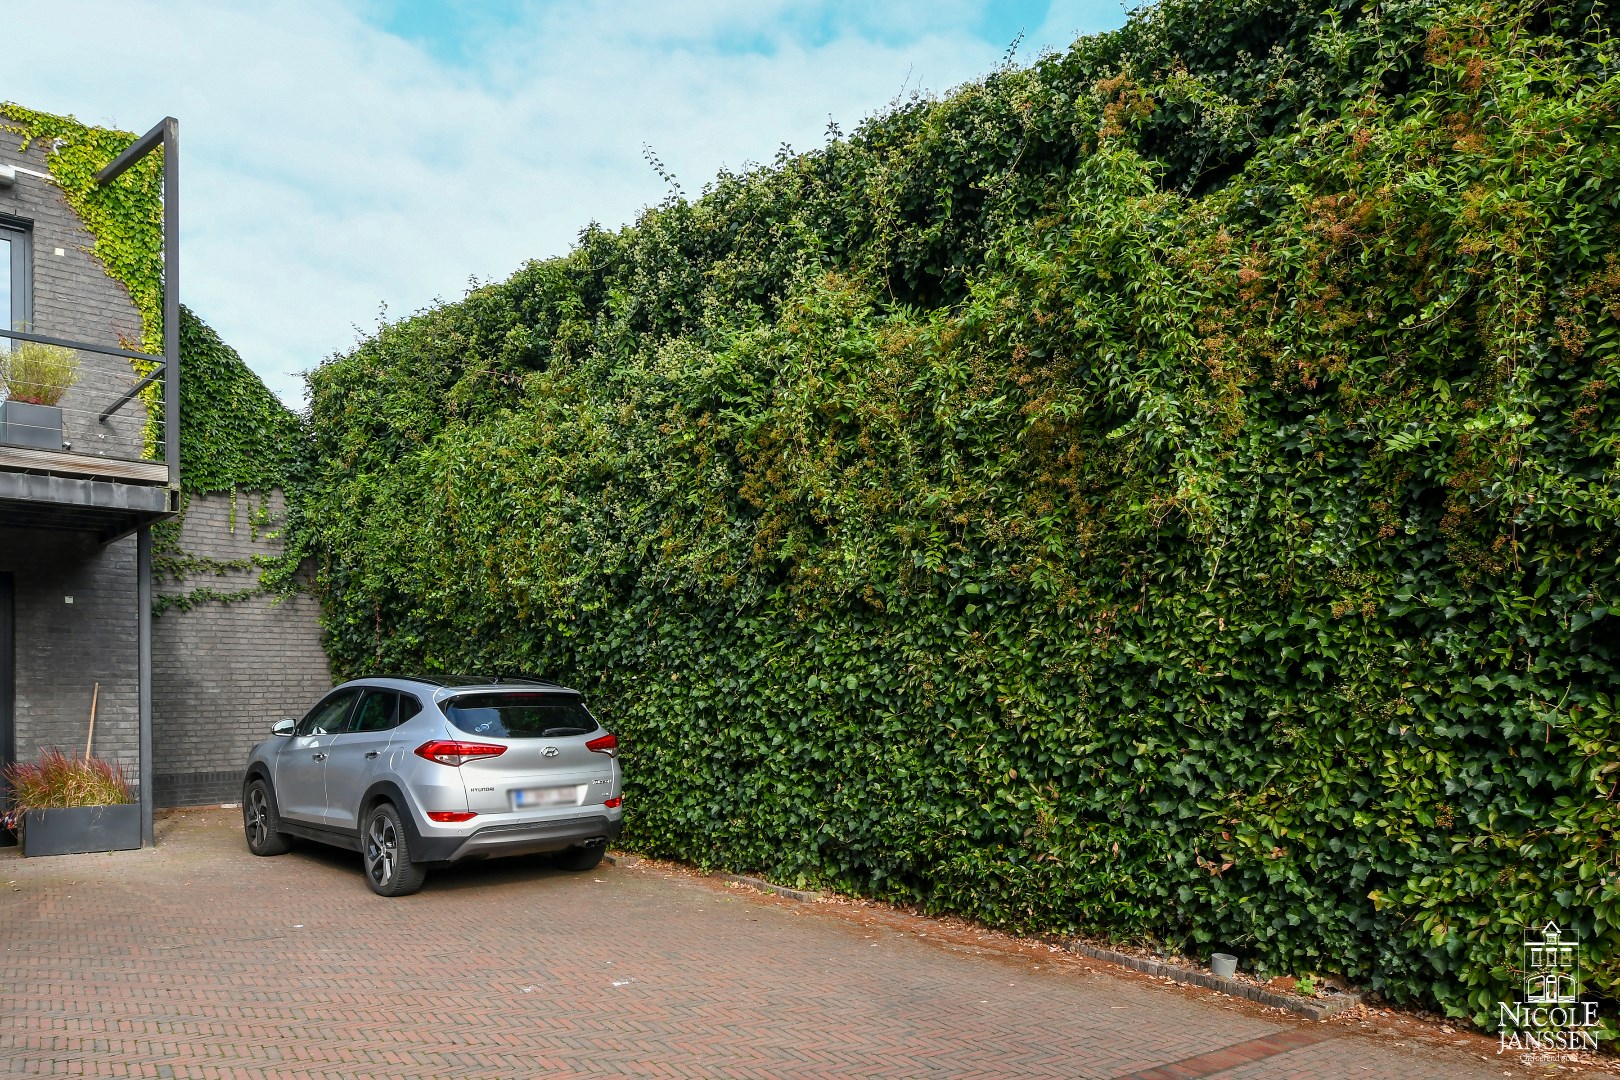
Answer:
8, 1, 1130, 405
379, 0, 1080, 62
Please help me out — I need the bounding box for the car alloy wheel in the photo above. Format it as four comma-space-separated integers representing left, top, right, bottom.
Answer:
242, 779, 290, 856
362, 803, 426, 896
366, 813, 397, 886
247, 787, 271, 847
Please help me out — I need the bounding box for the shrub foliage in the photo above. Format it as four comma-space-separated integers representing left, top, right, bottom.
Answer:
0, 341, 79, 406
301, 0, 1620, 1025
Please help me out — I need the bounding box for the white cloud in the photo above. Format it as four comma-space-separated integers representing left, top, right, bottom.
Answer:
5, 0, 1124, 406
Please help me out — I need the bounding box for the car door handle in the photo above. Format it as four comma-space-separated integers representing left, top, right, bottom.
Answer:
365, 751, 380, 759
312, 753, 327, 762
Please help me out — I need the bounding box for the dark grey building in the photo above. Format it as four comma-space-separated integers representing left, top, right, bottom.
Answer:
2, 114, 331, 840
1, 119, 179, 845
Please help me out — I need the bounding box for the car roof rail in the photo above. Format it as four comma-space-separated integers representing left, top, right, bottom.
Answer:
432, 673, 571, 688
364, 672, 572, 690
488, 672, 564, 687
367, 673, 450, 687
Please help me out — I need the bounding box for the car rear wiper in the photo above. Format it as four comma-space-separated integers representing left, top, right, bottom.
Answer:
538, 727, 590, 737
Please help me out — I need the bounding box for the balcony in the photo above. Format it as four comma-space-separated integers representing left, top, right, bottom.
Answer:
0, 118, 178, 544
0, 329, 175, 540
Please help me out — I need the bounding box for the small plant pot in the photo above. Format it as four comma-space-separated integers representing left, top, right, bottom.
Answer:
20, 804, 140, 856
0, 400, 65, 450
1210, 953, 1238, 979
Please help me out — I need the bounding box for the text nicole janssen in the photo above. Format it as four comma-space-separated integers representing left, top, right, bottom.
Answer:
1499, 1001, 1601, 1053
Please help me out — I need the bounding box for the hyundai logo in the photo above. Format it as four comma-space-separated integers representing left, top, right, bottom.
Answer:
540, 746, 560, 758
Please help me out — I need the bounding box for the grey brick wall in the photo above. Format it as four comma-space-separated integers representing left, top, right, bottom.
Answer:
0, 528, 142, 788
1, 133, 149, 461
151, 489, 332, 806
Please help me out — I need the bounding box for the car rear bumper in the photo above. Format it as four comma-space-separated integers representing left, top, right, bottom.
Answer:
414, 812, 623, 864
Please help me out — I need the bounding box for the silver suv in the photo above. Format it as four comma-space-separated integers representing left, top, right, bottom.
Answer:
242, 676, 623, 896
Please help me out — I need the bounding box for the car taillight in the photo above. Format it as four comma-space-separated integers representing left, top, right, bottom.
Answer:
414, 740, 506, 767
604, 796, 622, 809
426, 811, 478, 823
586, 733, 618, 757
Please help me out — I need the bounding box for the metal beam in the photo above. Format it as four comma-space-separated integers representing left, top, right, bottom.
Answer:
93, 120, 168, 186
94, 118, 180, 491
0, 574, 13, 815
0, 473, 175, 543
98, 364, 166, 423
0, 328, 165, 365
137, 527, 154, 848
162, 119, 179, 490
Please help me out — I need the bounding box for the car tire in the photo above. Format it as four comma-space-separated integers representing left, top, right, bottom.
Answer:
362, 802, 427, 897
243, 778, 292, 856
553, 842, 607, 872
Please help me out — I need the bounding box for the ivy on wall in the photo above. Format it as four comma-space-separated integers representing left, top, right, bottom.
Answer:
0, 104, 165, 355
171, 310, 304, 494
300, 0, 1620, 1031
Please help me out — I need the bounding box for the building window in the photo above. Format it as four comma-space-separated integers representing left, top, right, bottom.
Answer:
0, 220, 29, 340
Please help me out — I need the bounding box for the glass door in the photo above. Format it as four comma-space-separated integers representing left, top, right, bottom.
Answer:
0, 232, 11, 348
1, 221, 29, 344
0, 232, 10, 324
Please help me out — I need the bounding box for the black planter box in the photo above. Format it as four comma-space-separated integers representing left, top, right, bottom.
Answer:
0, 400, 66, 450
20, 804, 140, 856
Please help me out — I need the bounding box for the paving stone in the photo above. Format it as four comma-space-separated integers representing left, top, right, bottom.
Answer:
0, 811, 1552, 1079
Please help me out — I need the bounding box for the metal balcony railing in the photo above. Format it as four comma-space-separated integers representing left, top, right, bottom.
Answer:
0, 328, 169, 481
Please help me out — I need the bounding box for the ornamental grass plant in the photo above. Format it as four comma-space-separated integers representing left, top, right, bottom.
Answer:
2, 747, 133, 814
0, 340, 80, 406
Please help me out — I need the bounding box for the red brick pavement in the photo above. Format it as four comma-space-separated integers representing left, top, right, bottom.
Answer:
1118, 1029, 1337, 1079
0, 810, 1565, 1078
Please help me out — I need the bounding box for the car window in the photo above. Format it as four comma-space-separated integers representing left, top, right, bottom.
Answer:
443, 692, 597, 739
399, 693, 423, 723
351, 690, 397, 733
297, 690, 357, 736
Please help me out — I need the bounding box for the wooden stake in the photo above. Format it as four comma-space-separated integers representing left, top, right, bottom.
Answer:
85, 682, 99, 761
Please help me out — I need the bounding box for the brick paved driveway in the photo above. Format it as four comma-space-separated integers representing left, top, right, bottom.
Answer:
0, 809, 1586, 1079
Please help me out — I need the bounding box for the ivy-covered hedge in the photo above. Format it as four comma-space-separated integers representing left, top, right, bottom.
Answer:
301, 0, 1620, 1027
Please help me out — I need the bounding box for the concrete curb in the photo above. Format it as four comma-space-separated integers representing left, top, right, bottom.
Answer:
720, 873, 822, 903
1062, 940, 1361, 1021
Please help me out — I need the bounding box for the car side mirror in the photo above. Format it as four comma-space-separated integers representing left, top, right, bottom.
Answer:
273, 718, 297, 737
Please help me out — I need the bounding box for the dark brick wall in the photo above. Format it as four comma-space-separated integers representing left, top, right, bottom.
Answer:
152, 490, 332, 806
0, 134, 149, 461
0, 528, 142, 788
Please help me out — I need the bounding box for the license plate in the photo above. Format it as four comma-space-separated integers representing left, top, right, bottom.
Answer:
512, 785, 585, 809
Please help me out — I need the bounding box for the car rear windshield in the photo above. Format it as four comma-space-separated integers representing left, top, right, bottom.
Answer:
443, 692, 599, 739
